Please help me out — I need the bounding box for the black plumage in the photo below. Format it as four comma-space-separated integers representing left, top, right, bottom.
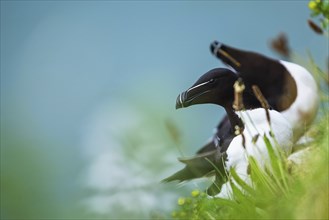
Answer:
163, 41, 309, 195
163, 68, 265, 195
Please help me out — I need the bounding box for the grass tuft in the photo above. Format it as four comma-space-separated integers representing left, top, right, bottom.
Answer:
171, 112, 328, 219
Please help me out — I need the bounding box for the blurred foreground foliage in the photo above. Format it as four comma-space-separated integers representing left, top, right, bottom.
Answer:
1, 132, 84, 219
171, 111, 328, 219
308, 0, 329, 31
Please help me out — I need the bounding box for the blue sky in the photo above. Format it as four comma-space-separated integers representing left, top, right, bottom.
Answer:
1, 1, 327, 140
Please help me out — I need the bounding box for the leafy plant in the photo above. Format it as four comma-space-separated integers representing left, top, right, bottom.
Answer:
308, 0, 329, 33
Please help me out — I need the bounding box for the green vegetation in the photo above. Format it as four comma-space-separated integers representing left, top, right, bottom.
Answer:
171, 111, 328, 219
308, 0, 329, 30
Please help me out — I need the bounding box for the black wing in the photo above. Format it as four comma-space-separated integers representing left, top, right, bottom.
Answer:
162, 115, 233, 187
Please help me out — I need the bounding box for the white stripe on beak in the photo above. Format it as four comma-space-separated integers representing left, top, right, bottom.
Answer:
179, 93, 184, 108
186, 81, 211, 93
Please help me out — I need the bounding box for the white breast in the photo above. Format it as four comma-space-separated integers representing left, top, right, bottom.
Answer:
280, 60, 319, 142
216, 109, 293, 198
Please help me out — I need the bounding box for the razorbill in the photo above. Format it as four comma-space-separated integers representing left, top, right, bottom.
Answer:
164, 68, 293, 196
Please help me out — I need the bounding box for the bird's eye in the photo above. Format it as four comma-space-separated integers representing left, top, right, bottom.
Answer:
209, 78, 215, 84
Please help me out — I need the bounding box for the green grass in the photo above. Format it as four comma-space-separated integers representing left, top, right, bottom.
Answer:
171, 111, 328, 219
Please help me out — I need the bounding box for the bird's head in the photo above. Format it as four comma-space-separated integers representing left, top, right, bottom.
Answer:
176, 68, 238, 109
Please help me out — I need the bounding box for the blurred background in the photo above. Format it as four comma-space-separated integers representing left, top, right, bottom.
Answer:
1, 1, 327, 219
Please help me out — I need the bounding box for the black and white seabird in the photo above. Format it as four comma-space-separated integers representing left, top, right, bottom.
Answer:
164, 68, 293, 196
163, 42, 318, 191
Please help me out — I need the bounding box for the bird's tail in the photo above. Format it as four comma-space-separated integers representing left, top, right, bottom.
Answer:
161, 150, 225, 183
161, 166, 211, 182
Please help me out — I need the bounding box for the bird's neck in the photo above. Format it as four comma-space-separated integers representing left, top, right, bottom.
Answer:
224, 105, 244, 133
223, 90, 263, 133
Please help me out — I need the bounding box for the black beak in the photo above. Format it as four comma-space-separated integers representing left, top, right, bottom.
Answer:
175, 91, 187, 109
176, 83, 213, 109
